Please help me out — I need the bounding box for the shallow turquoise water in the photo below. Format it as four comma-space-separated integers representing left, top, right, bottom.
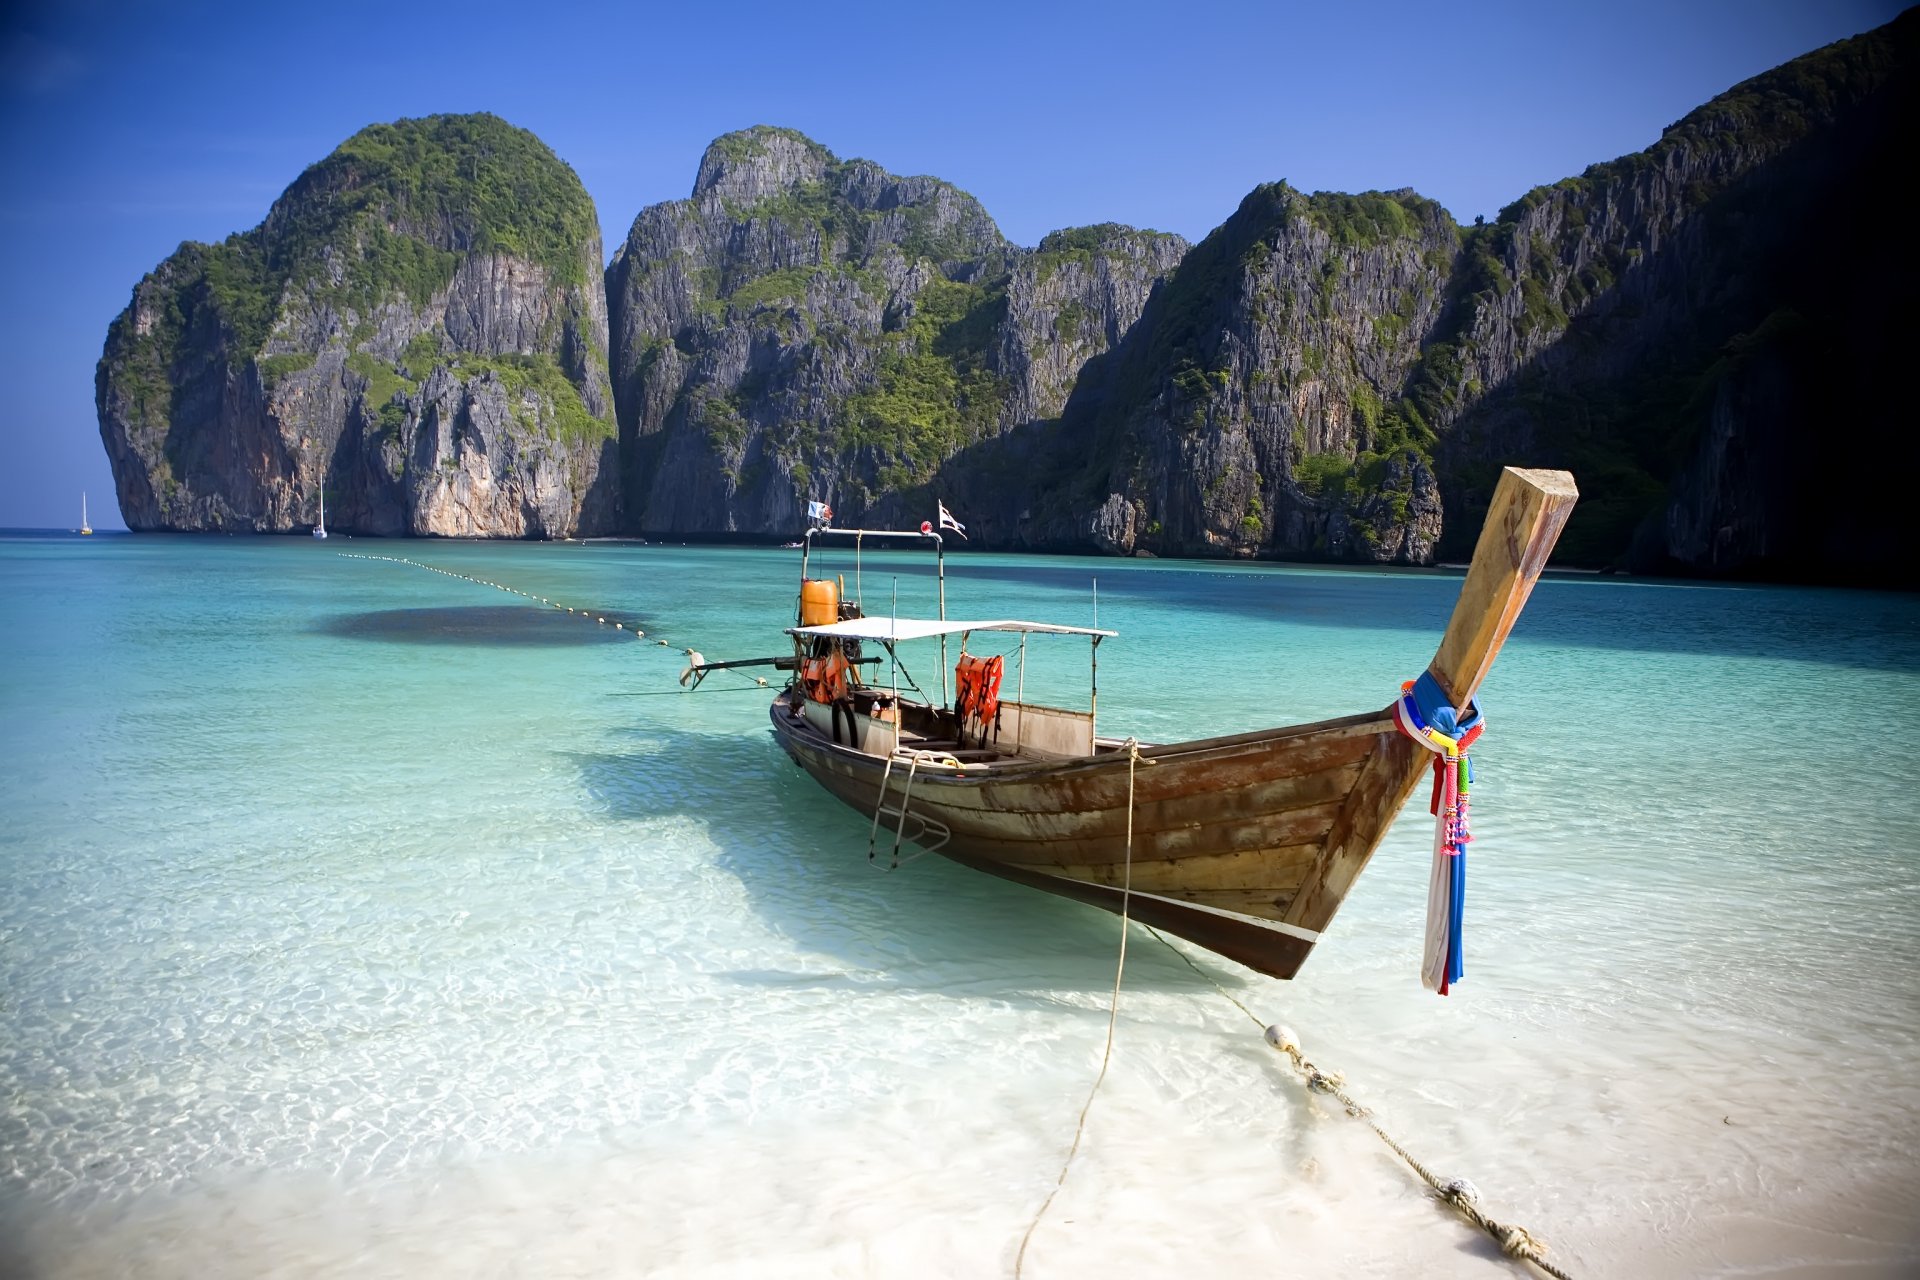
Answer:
2, 533, 1917, 1276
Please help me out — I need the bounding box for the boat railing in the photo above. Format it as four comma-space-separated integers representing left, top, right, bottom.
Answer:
801, 522, 951, 702
800, 524, 946, 620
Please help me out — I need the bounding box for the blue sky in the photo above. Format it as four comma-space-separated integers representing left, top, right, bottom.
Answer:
0, 0, 1901, 529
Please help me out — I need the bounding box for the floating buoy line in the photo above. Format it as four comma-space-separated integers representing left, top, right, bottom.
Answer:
341, 550, 1572, 1277
337, 553, 773, 692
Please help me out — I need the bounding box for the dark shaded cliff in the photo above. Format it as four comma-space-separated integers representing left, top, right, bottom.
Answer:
97, 113, 619, 537
1433, 14, 1919, 581
927, 11, 1918, 578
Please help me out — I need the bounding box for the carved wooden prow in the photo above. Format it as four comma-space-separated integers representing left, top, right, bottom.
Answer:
1426, 467, 1580, 708
1283, 467, 1578, 944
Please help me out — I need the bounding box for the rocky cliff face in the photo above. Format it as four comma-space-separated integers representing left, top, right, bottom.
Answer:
947, 185, 1459, 561
96, 15, 1916, 580
605, 127, 1185, 533
97, 113, 619, 537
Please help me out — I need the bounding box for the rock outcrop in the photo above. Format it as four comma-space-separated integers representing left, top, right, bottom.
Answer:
605, 127, 1185, 533
945, 185, 1461, 561
1428, 11, 1919, 580
97, 113, 619, 537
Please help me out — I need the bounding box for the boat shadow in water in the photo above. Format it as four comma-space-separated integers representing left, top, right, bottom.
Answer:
571, 724, 1250, 1000
316, 604, 645, 647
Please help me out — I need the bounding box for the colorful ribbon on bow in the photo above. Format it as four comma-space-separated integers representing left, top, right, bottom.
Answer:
1392, 671, 1483, 996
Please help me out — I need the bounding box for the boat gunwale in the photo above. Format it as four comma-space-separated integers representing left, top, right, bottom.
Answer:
769, 695, 1395, 789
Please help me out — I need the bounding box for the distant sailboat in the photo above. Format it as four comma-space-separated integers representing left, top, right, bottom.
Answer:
81, 492, 92, 536
313, 485, 328, 540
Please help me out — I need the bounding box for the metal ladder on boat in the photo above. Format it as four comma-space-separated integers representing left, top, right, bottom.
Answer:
866, 749, 958, 868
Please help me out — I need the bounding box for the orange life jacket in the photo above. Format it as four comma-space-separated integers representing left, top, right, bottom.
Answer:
954, 653, 1004, 734
802, 649, 853, 703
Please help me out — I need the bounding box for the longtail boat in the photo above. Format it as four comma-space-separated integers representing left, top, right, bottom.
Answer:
688, 467, 1577, 980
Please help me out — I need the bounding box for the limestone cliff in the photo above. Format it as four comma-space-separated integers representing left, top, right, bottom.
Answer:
947, 185, 1460, 561
97, 113, 619, 537
605, 127, 1185, 533
93, 13, 1918, 580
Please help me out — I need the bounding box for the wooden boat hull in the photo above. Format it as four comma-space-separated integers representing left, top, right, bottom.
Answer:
770, 698, 1424, 979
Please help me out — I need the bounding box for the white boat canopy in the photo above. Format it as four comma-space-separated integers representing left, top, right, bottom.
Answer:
788, 617, 1116, 643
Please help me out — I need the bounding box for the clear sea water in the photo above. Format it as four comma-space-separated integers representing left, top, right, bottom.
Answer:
2, 532, 1917, 1278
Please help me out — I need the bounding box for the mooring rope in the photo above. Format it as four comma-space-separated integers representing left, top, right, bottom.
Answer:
1014, 738, 1142, 1279
339, 553, 771, 691
1144, 926, 1574, 1279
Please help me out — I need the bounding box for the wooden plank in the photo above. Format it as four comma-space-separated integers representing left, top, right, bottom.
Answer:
1427, 467, 1578, 707
1284, 732, 1422, 931
949, 801, 1344, 865
831, 734, 1374, 832
1036, 841, 1320, 893
1135, 712, 1393, 761
892, 723, 1382, 816
1155, 887, 1299, 917
938, 850, 1319, 979
947, 762, 1363, 840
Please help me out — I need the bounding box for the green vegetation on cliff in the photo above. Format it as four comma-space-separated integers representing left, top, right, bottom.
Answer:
1069, 180, 1443, 535
610, 124, 1024, 521
147, 113, 597, 368
1299, 190, 1448, 249
709, 125, 833, 167
98, 111, 620, 537
1033, 223, 1169, 284
842, 277, 1009, 483
712, 133, 1000, 269
447, 352, 614, 444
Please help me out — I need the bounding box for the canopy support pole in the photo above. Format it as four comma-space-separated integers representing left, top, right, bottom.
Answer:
1018, 633, 1027, 707
938, 537, 949, 707
1090, 635, 1100, 738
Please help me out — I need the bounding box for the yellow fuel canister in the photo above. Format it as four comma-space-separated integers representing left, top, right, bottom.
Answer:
799, 578, 840, 627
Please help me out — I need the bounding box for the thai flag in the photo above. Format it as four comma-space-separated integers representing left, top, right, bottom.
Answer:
807, 500, 833, 524
937, 501, 966, 539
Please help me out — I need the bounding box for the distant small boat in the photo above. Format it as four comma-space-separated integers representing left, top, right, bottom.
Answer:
313, 485, 328, 540
80, 492, 92, 536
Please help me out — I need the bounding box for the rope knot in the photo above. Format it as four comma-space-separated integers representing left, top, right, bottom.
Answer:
1495, 1224, 1544, 1260
1305, 1068, 1343, 1094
